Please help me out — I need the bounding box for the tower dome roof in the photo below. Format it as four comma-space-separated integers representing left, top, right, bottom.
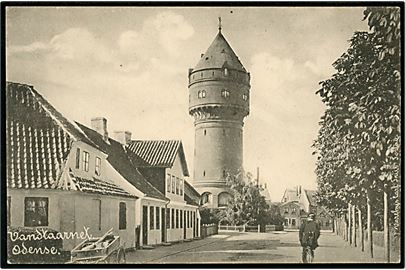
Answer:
194, 31, 246, 72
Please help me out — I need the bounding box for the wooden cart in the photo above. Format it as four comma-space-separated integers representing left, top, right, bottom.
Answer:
69, 229, 126, 264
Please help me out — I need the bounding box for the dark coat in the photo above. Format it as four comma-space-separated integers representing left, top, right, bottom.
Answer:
299, 220, 320, 248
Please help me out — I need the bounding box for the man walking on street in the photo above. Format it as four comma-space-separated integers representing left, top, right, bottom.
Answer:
299, 213, 320, 263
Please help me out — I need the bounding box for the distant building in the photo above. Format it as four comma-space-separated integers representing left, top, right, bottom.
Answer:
188, 24, 251, 208
279, 186, 333, 230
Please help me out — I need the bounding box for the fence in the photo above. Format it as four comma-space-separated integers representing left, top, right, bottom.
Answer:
219, 224, 262, 232
201, 223, 218, 238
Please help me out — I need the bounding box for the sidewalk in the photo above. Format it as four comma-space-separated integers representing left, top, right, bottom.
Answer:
323, 233, 400, 263
124, 231, 400, 264
125, 234, 233, 263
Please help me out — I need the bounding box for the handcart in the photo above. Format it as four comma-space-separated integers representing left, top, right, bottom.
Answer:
69, 229, 126, 264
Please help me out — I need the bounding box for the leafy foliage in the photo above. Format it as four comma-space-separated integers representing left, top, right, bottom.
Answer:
203, 171, 281, 226
313, 7, 401, 233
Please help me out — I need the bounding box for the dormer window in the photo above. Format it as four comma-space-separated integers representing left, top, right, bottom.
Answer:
242, 94, 248, 101
83, 151, 89, 172
95, 157, 101, 176
221, 89, 230, 98
198, 90, 206, 99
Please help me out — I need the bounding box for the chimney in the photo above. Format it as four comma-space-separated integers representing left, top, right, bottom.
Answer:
91, 117, 108, 142
113, 131, 132, 145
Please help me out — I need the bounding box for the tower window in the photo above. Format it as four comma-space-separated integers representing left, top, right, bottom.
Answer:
243, 94, 248, 101
198, 90, 206, 99
204, 129, 206, 136
223, 170, 226, 178
212, 71, 215, 76
203, 170, 205, 177
221, 89, 230, 98
201, 72, 203, 78
224, 68, 228, 76
223, 129, 225, 136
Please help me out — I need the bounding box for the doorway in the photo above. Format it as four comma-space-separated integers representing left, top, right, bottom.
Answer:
142, 206, 148, 245
161, 208, 166, 243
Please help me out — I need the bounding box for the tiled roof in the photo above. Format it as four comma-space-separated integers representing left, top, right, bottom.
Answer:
6, 82, 75, 190
194, 32, 246, 72
6, 82, 130, 199
127, 140, 189, 176
76, 122, 167, 201
69, 172, 135, 198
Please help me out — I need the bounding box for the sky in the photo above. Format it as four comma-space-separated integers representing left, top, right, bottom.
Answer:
6, 6, 369, 201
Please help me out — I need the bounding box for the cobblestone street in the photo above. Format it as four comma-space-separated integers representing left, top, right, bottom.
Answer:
126, 231, 398, 264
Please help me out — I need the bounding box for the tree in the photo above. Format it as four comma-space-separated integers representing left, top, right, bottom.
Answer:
219, 171, 270, 226
313, 7, 400, 260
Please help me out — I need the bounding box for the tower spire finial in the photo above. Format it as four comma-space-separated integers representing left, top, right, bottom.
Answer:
218, 16, 222, 33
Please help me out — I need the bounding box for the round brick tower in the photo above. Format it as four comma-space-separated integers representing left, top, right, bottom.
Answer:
188, 26, 250, 208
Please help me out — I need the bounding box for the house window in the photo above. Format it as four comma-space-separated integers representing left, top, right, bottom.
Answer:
179, 179, 183, 196
180, 210, 183, 229
166, 208, 171, 229
7, 196, 11, 226
83, 151, 89, 172
284, 208, 289, 214
95, 157, 101, 176
171, 175, 176, 194
176, 209, 179, 228
150, 206, 154, 230
284, 219, 288, 226
291, 219, 296, 226
119, 202, 126, 230
224, 68, 228, 76
223, 170, 226, 178
96, 199, 101, 230
242, 94, 248, 101
156, 206, 160, 230
221, 89, 230, 98
75, 148, 80, 169
166, 174, 171, 193
24, 197, 48, 227
292, 208, 297, 214
171, 209, 175, 229
176, 178, 180, 195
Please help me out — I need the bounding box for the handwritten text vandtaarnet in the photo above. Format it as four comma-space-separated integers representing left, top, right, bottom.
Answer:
8, 227, 92, 255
